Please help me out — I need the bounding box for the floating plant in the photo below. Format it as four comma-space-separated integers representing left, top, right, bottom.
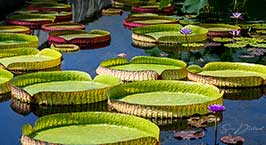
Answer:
21, 112, 159, 145
0, 26, 30, 34
132, 24, 208, 44
220, 135, 245, 145
48, 30, 111, 48
102, 8, 123, 15
42, 22, 85, 31
132, 3, 174, 15
123, 16, 178, 29
96, 56, 187, 81
27, 3, 72, 12
187, 62, 266, 87
174, 129, 205, 140
107, 80, 223, 118
0, 69, 13, 94
11, 71, 121, 105
198, 24, 240, 37
7, 14, 56, 29
0, 48, 61, 73
0, 33, 38, 49
15, 10, 72, 22
212, 37, 234, 43
50, 43, 80, 52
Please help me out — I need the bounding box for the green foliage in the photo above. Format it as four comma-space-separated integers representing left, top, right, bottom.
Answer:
182, 0, 209, 14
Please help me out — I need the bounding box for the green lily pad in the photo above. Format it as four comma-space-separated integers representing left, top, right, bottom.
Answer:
11, 71, 121, 105
224, 42, 247, 48
108, 80, 223, 118
188, 62, 266, 87
212, 37, 234, 43
199, 24, 240, 32
97, 56, 187, 81
0, 33, 38, 49
0, 26, 30, 34
0, 69, 13, 94
21, 112, 159, 145
0, 48, 61, 72
132, 24, 208, 44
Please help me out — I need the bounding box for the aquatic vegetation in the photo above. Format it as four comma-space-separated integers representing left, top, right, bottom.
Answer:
107, 80, 223, 118
132, 24, 208, 44
0, 69, 13, 94
42, 22, 85, 31
132, 3, 174, 15
174, 129, 205, 140
123, 16, 178, 29
212, 37, 234, 43
11, 71, 121, 105
50, 43, 80, 52
0, 33, 38, 49
21, 112, 159, 145
208, 104, 225, 113
27, 3, 71, 12
0, 48, 61, 73
0, 26, 30, 34
102, 8, 123, 15
96, 56, 187, 81
7, 14, 56, 29
230, 29, 241, 36
198, 24, 240, 37
220, 135, 245, 145
188, 62, 266, 87
48, 30, 111, 48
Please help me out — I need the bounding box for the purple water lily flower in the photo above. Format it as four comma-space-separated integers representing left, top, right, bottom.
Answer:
230, 29, 241, 36
231, 12, 242, 19
208, 104, 226, 113
180, 27, 192, 35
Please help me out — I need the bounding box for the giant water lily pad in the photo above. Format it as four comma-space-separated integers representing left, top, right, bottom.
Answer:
27, 3, 71, 12
132, 3, 174, 15
7, 14, 55, 29
15, 10, 72, 22
123, 16, 178, 29
48, 30, 111, 48
0, 48, 61, 73
187, 62, 266, 87
11, 71, 121, 105
132, 24, 208, 44
96, 56, 187, 81
0, 69, 13, 94
21, 112, 159, 145
0, 26, 30, 34
198, 24, 240, 37
0, 33, 38, 49
42, 22, 85, 31
108, 80, 223, 118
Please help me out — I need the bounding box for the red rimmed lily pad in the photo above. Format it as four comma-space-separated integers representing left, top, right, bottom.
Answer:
48, 30, 111, 48
102, 8, 123, 15
7, 14, 55, 29
132, 4, 174, 15
42, 22, 85, 31
174, 129, 205, 140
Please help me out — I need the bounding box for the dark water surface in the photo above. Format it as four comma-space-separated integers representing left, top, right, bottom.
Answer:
1, 3, 266, 145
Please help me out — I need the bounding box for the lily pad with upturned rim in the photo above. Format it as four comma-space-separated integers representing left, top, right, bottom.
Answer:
42, 22, 85, 31
27, 3, 72, 12
96, 56, 187, 81
102, 8, 123, 15
21, 112, 160, 145
132, 4, 174, 15
198, 24, 240, 37
123, 16, 178, 29
7, 14, 55, 29
0, 26, 30, 34
11, 71, 121, 105
50, 43, 80, 52
0, 33, 38, 49
132, 24, 208, 44
48, 30, 111, 48
108, 80, 223, 118
0, 48, 61, 73
187, 62, 266, 87
0, 69, 13, 94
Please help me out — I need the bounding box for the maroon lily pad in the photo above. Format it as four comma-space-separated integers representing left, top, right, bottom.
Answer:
187, 115, 219, 128
220, 135, 245, 145
174, 129, 205, 140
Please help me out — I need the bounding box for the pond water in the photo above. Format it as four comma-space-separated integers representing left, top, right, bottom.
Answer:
1, 1, 266, 145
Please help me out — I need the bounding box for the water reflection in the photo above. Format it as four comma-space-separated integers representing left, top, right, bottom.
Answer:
11, 99, 107, 117
222, 87, 265, 100
0, 93, 11, 103
69, 0, 111, 22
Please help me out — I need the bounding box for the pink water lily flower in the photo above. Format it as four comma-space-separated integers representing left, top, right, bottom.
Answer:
208, 104, 226, 113
230, 29, 241, 36
117, 53, 127, 58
